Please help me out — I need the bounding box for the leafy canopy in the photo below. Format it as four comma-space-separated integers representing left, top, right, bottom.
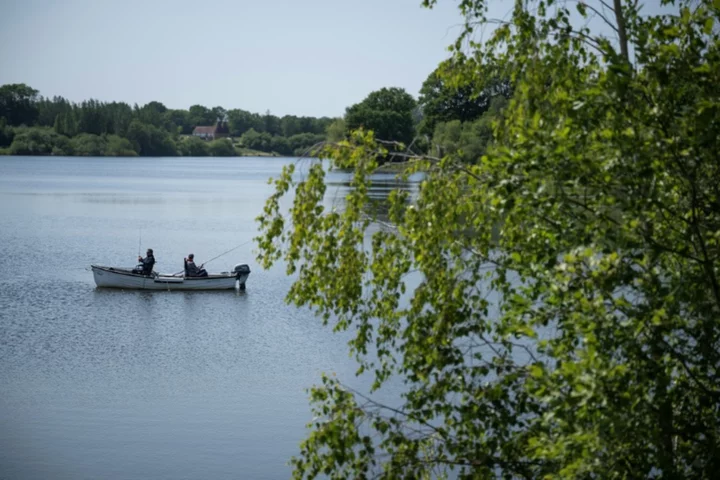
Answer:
257, 0, 720, 478
0, 84, 39, 126
417, 64, 509, 136
345, 87, 417, 146
0, 82, 336, 157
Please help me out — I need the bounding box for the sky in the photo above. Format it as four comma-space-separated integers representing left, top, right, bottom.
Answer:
0, 0, 479, 118
0, 0, 674, 118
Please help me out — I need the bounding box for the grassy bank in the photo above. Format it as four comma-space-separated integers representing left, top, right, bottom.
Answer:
234, 147, 280, 157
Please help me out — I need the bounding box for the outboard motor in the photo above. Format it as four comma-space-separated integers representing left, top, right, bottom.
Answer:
233, 264, 251, 290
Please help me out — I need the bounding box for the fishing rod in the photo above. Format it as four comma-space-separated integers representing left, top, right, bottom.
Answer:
171, 239, 254, 276
203, 239, 253, 266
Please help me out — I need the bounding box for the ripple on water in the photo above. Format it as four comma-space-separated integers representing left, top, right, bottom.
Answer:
0, 157, 409, 480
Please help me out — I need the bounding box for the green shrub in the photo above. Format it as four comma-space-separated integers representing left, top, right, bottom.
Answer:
9, 127, 72, 155
179, 136, 210, 156
208, 138, 235, 157
105, 135, 138, 156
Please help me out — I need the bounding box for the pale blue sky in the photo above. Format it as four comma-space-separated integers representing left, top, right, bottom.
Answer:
0, 0, 477, 117
0, 0, 672, 118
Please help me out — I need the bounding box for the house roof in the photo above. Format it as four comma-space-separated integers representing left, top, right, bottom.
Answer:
193, 126, 217, 134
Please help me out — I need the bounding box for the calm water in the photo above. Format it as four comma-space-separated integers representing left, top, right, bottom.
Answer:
0, 156, 417, 480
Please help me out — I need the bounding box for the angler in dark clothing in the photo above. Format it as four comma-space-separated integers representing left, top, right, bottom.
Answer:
184, 253, 208, 277
133, 249, 156, 275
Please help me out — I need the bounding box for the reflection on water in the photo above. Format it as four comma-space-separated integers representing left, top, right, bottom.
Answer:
0, 156, 416, 480
326, 169, 421, 224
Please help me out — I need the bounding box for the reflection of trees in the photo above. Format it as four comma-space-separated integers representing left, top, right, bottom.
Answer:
324, 173, 418, 226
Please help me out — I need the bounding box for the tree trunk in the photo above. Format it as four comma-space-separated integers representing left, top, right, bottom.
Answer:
613, 0, 630, 62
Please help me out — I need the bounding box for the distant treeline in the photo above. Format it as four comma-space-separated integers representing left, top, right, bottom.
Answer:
0, 84, 332, 157
1, 70, 511, 161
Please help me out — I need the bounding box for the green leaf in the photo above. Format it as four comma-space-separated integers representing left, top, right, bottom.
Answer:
704, 17, 714, 35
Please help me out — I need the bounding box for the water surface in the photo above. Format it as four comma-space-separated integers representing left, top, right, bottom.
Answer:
0, 156, 417, 480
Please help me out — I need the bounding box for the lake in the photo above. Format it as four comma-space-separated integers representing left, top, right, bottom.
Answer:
0, 156, 418, 480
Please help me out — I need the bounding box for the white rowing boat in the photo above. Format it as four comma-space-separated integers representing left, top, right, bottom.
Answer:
91, 264, 250, 291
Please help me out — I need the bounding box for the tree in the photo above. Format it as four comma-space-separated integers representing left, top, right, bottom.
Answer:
136, 101, 175, 131
0, 83, 337, 158
240, 128, 272, 152
281, 115, 302, 137
345, 87, 417, 146
71, 133, 108, 156
163, 109, 192, 134
105, 135, 137, 156
325, 118, 346, 143
0, 117, 14, 147
144, 101, 168, 115
211, 106, 227, 123
309, 116, 334, 135
288, 133, 325, 156
269, 135, 292, 156
108, 102, 133, 136
263, 110, 281, 136
188, 104, 216, 128
417, 65, 498, 136
227, 108, 259, 137
77, 99, 109, 135
125, 120, 178, 156
432, 95, 508, 162
180, 136, 210, 156
9, 127, 72, 155
257, 1, 720, 478
36, 95, 73, 127
0, 83, 39, 126
208, 138, 235, 157
54, 110, 79, 137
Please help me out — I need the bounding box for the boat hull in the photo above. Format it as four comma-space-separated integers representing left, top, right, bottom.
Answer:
91, 265, 249, 291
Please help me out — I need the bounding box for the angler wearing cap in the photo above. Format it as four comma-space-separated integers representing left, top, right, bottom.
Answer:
184, 253, 208, 277
134, 248, 156, 275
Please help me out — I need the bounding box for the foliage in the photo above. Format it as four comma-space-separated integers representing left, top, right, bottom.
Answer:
188, 104, 217, 129
7, 128, 137, 157
257, 0, 720, 478
135, 101, 175, 132
9, 127, 72, 155
105, 135, 137, 156
53, 110, 79, 137
208, 138, 236, 157
281, 114, 333, 137
163, 109, 192, 134
71, 133, 108, 156
227, 108, 263, 137
0, 83, 39, 126
432, 96, 507, 162
68, 133, 138, 157
0, 117, 14, 147
238, 129, 324, 156
345, 87, 417, 146
1, 83, 334, 157
180, 136, 210, 157
264, 110, 282, 136
325, 118, 346, 143
125, 120, 178, 156
418, 65, 492, 136
36, 95, 73, 127
288, 133, 325, 156
240, 128, 272, 152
